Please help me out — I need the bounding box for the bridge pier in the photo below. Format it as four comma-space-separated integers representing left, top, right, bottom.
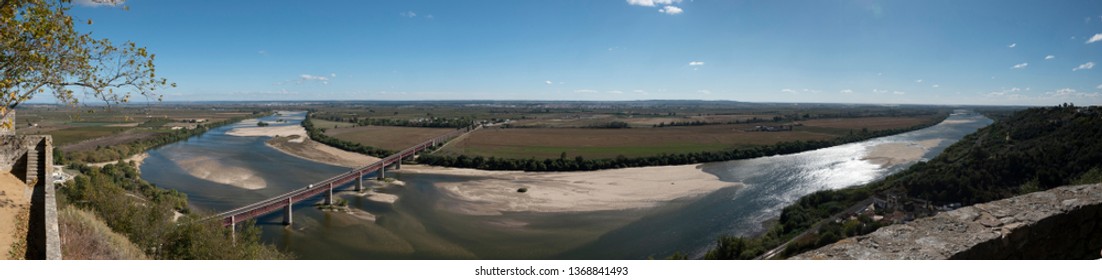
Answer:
325, 182, 334, 205
355, 172, 364, 192
377, 165, 385, 180
283, 197, 293, 225
395, 158, 402, 170
230, 215, 236, 246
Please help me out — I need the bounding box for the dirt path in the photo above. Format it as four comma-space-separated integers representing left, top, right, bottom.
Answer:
0, 173, 29, 260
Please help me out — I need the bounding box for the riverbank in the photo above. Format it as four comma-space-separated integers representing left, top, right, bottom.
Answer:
397, 164, 740, 215
87, 152, 149, 170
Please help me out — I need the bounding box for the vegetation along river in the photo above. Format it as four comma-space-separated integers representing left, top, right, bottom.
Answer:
140, 111, 992, 259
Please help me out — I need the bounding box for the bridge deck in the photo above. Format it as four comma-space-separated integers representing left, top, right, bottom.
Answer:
213, 124, 479, 226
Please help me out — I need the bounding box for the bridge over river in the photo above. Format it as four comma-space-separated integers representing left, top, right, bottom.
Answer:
210, 124, 481, 230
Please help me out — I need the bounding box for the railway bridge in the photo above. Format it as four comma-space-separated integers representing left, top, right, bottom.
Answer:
210, 124, 480, 231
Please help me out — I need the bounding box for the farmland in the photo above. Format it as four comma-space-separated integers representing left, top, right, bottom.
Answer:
438, 116, 938, 159
324, 125, 456, 151
304, 101, 950, 162
14, 104, 267, 162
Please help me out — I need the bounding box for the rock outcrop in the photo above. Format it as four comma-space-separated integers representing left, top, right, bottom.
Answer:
793, 183, 1102, 259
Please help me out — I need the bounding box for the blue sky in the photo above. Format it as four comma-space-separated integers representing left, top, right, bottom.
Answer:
45, 0, 1102, 105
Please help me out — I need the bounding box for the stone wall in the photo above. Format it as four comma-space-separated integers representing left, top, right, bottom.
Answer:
793, 183, 1102, 260
0, 135, 59, 260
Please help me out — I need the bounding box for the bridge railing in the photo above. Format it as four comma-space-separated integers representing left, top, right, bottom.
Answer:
211, 123, 483, 223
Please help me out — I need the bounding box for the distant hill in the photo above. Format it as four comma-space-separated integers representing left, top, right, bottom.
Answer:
889, 104, 1102, 204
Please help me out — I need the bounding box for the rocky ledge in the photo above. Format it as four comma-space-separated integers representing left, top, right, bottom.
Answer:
793, 183, 1102, 259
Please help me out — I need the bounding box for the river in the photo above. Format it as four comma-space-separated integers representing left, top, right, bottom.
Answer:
140, 111, 992, 259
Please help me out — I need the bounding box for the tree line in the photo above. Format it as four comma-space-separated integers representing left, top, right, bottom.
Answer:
59, 163, 288, 259
313, 113, 474, 128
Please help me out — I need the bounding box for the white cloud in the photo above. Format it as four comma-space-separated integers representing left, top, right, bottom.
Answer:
425, 14, 434, 20
1008, 43, 1017, 48
697, 89, 711, 94
258, 50, 268, 56
1012, 63, 1029, 69
330, 73, 337, 77
1043, 88, 1100, 99
839, 89, 854, 94
780, 89, 797, 94
801, 88, 821, 94
545, 80, 553, 85
932, 84, 940, 88
574, 89, 599, 94
608, 90, 625, 94
74, 0, 124, 7
872, 89, 888, 94
299, 74, 330, 85
1045, 55, 1056, 60
892, 91, 906, 95
658, 6, 683, 15
1087, 33, 1102, 44
985, 87, 1022, 97
1047, 88, 1077, 97
688, 61, 704, 66
626, 0, 682, 7
400, 11, 417, 18
915, 79, 923, 83
1073, 62, 1095, 71
1097, 84, 1102, 90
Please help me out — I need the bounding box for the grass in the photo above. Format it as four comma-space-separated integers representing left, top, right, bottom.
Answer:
58, 206, 149, 260
325, 125, 455, 151
440, 116, 941, 160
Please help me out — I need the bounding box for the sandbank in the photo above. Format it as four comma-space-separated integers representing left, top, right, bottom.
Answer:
863, 139, 944, 167
225, 124, 307, 138
173, 155, 267, 190
399, 164, 740, 215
